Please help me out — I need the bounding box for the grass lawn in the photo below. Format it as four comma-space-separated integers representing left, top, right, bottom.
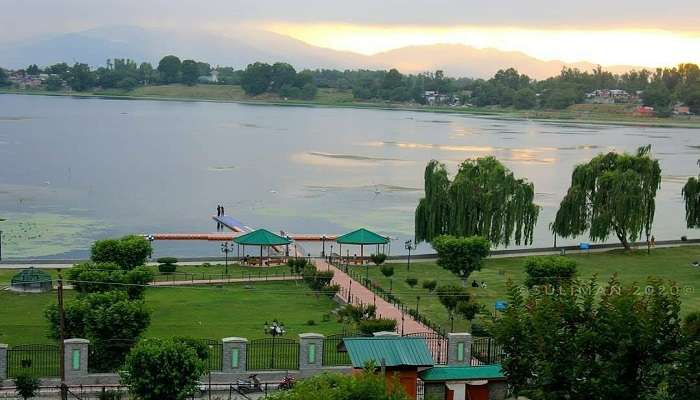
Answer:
0, 281, 345, 346
349, 245, 700, 333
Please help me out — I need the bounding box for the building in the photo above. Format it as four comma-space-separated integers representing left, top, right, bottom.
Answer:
424, 91, 461, 106
420, 365, 507, 400
633, 105, 655, 117
674, 103, 692, 115
585, 89, 634, 104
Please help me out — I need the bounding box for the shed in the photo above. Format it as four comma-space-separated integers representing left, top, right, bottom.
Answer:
419, 365, 507, 400
10, 267, 53, 293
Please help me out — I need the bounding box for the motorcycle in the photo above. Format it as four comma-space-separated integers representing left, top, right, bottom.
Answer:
236, 374, 262, 394
278, 375, 296, 390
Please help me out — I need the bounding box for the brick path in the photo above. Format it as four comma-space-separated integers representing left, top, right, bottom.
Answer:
314, 258, 435, 335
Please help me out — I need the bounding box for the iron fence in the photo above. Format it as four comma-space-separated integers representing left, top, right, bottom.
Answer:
246, 337, 299, 370
7, 344, 60, 378
192, 338, 223, 372
404, 332, 448, 365
470, 336, 503, 365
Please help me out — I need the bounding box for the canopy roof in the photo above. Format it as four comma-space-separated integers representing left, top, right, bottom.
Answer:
335, 228, 389, 245
343, 337, 433, 368
10, 267, 52, 284
419, 365, 505, 382
233, 229, 291, 246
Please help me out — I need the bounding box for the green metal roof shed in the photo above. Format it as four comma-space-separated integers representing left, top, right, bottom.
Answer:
343, 337, 434, 368
233, 229, 291, 265
419, 365, 505, 382
335, 228, 389, 260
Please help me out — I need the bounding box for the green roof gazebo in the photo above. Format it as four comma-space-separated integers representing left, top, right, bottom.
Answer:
335, 228, 389, 261
233, 229, 292, 266
10, 267, 53, 293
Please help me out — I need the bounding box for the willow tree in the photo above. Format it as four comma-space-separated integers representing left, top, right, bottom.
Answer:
415, 157, 540, 246
682, 160, 700, 228
551, 146, 661, 250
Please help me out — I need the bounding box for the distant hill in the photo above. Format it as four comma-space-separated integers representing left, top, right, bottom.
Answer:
0, 25, 645, 79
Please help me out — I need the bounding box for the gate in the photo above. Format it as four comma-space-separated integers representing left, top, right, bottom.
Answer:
7, 344, 60, 378
246, 338, 299, 370
470, 337, 503, 365
404, 332, 447, 365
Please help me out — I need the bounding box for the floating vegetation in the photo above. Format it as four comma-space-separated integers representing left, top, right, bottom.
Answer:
0, 116, 32, 122
307, 152, 404, 162
0, 212, 106, 258
304, 184, 421, 193
207, 165, 237, 172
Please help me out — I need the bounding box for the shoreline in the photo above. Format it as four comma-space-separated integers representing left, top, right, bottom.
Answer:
2, 88, 699, 129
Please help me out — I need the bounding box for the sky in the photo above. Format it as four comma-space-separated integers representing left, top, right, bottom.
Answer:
2, 0, 700, 66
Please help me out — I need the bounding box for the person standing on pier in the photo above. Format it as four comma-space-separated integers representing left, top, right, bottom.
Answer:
221, 205, 225, 216
217, 205, 221, 217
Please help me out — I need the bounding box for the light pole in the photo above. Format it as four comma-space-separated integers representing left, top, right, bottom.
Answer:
405, 240, 416, 271
416, 296, 421, 315
221, 242, 232, 275
0, 217, 6, 262
145, 234, 155, 261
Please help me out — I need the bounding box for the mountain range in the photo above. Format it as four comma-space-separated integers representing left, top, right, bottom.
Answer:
0, 25, 642, 80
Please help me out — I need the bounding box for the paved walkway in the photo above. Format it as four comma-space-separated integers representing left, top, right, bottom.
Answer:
314, 258, 434, 335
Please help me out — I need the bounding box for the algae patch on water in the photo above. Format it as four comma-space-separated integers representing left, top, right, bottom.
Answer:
0, 213, 105, 258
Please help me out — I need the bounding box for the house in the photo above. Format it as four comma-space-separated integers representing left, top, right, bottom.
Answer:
633, 105, 655, 117
198, 70, 219, 83
674, 103, 692, 115
424, 91, 461, 106
585, 89, 634, 104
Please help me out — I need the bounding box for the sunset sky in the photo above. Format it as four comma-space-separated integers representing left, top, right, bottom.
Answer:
2, 0, 699, 67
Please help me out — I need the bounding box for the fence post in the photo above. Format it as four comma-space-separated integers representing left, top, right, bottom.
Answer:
64, 339, 89, 383
222, 337, 247, 374
0, 343, 7, 380
298, 333, 324, 377
447, 333, 472, 366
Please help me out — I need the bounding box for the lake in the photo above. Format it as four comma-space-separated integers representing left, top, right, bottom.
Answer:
0, 94, 697, 259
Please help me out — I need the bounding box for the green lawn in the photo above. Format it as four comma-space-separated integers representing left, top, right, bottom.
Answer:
0, 281, 345, 346
348, 245, 700, 333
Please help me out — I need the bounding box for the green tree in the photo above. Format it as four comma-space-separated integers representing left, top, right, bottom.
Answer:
157, 55, 181, 84
91, 235, 152, 270
431, 235, 490, 281
382, 68, 404, 90
121, 338, 204, 400
493, 276, 681, 400
47, 62, 70, 77
138, 62, 156, 84
524, 256, 577, 288
513, 88, 537, 109
67, 63, 95, 91
435, 284, 469, 313
45, 291, 150, 372
267, 368, 408, 400
552, 146, 661, 250
45, 75, 63, 91
26, 64, 40, 75
415, 157, 540, 246
0, 68, 10, 87
270, 62, 297, 92
67, 262, 153, 299
642, 83, 672, 113
14, 374, 40, 400
299, 82, 318, 100
180, 59, 199, 86
682, 161, 700, 228
380, 264, 394, 278
241, 62, 272, 95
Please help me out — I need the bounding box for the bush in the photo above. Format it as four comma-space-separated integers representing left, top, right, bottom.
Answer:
121, 338, 205, 400
67, 262, 153, 299
158, 263, 177, 273
267, 369, 408, 400
172, 337, 210, 361
524, 256, 577, 288
91, 235, 152, 270
422, 280, 437, 292
456, 301, 480, 321
405, 277, 418, 288
288, 258, 308, 274
322, 283, 341, 298
306, 319, 316, 326
358, 318, 397, 335
370, 253, 388, 265
380, 265, 394, 278
432, 235, 491, 279
98, 389, 123, 400
14, 374, 40, 400
683, 312, 700, 339
338, 304, 377, 323
435, 284, 469, 312
302, 265, 335, 292
156, 257, 178, 265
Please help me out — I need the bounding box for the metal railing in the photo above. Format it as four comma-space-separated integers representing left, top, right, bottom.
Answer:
246, 338, 300, 371
7, 344, 60, 378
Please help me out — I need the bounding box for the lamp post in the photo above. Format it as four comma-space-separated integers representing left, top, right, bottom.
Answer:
264, 319, 286, 369
0, 217, 6, 262
405, 240, 416, 271
416, 296, 421, 315
145, 234, 155, 261
221, 242, 232, 275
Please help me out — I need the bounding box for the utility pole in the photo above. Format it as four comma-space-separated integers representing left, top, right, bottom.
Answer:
57, 270, 68, 400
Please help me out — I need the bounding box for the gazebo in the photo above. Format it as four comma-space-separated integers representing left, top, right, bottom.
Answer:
233, 229, 291, 266
335, 228, 389, 263
10, 267, 52, 293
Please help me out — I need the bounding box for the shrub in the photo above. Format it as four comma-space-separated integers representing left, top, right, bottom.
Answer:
683, 311, 700, 339
338, 304, 376, 323
322, 283, 341, 298
158, 263, 177, 273
306, 319, 316, 326
98, 389, 123, 400
456, 301, 480, 321
524, 256, 577, 288
172, 337, 210, 361
358, 318, 397, 335
405, 277, 418, 288
267, 368, 408, 400
91, 235, 152, 270
435, 284, 469, 312
302, 265, 335, 292
380, 265, 394, 278
422, 280, 437, 292
288, 258, 308, 274
432, 235, 490, 280
67, 262, 153, 299
121, 338, 204, 400
156, 257, 178, 265
370, 253, 388, 265
14, 374, 40, 400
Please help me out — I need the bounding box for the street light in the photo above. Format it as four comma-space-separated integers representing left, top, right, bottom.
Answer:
0, 217, 6, 262
221, 242, 232, 275
405, 240, 416, 271
145, 234, 155, 261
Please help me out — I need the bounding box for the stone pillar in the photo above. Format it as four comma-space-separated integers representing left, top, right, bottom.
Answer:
222, 337, 247, 374
64, 339, 89, 382
299, 333, 324, 375
0, 343, 7, 380
447, 333, 472, 366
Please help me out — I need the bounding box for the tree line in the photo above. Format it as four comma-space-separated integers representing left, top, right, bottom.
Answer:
2, 57, 699, 113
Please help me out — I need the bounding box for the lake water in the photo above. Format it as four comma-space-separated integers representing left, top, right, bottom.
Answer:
0, 94, 698, 259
